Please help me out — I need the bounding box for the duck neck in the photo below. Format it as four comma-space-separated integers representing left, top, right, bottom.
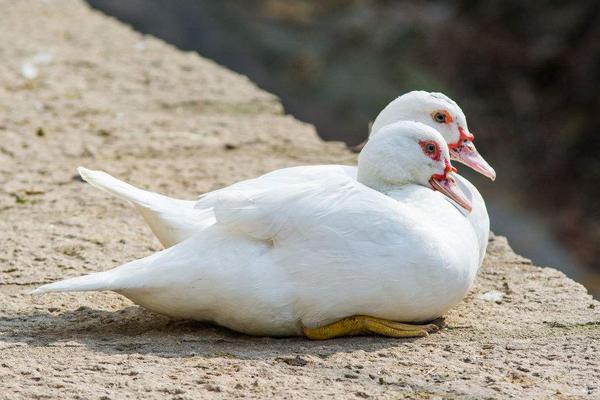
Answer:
357, 152, 412, 194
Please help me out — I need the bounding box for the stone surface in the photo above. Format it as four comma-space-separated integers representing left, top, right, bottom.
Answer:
1, 1, 599, 399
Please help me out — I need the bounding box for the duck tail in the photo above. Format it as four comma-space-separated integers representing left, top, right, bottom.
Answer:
30, 271, 113, 295
78, 167, 192, 209
77, 167, 203, 248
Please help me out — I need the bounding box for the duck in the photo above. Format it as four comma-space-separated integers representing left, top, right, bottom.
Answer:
77, 91, 493, 252
34, 121, 483, 339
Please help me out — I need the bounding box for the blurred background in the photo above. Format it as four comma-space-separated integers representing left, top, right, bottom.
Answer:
86, 0, 600, 297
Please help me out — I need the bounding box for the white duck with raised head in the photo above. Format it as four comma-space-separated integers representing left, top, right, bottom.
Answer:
76, 91, 492, 256
34, 122, 482, 339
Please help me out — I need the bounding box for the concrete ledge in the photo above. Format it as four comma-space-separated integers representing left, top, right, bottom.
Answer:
1, 1, 598, 398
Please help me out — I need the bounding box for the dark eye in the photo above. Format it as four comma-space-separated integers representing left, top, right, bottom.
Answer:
419, 140, 441, 160
433, 112, 446, 123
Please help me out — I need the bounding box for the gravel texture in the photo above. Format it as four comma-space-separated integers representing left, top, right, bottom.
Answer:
1, 1, 599, 399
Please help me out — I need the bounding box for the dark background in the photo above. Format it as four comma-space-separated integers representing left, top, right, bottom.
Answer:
86, 0, 600, 297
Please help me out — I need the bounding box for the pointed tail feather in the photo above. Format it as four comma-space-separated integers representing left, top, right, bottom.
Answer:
31, 271, 113, 295
78, 167, 208, 247
31, 247, 166, 296
78, 167, 194, 210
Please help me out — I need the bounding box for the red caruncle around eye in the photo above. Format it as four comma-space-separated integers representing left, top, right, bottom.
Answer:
419, 140, 441, 161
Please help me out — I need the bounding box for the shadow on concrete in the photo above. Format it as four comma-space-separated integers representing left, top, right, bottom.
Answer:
0, 306, 433, 360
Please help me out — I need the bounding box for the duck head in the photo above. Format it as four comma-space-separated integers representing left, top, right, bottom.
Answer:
358, 121, 472, 212
370, 91, 496, 181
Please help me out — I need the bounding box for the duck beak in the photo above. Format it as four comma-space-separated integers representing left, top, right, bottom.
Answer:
448, 128, 496, 181
429, 173, 472, 213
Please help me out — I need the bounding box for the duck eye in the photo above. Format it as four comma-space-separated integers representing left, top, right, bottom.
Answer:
419, 140, 441, 160
433, 112, 446, 123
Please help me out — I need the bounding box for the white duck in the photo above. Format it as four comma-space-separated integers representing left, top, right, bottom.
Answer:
77, 91, 493, 254
34, 121, 482, 339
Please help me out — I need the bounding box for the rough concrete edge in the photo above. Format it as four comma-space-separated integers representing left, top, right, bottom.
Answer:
84, 2, 285, 116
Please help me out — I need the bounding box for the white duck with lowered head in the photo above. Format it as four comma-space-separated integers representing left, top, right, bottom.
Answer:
34, 121, 482, 339
76, 90, 493, 251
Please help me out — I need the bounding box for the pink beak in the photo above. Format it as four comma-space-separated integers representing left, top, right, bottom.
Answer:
429, 162, 472, 213
448, 128, 496, 181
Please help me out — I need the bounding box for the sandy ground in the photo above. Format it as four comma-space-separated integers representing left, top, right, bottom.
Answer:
1, 1, 599, 398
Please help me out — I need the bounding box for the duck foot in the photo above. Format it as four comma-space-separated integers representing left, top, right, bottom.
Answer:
303, 315, 440, 340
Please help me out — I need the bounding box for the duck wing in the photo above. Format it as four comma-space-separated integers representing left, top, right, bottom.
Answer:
206, 172, 407, 251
